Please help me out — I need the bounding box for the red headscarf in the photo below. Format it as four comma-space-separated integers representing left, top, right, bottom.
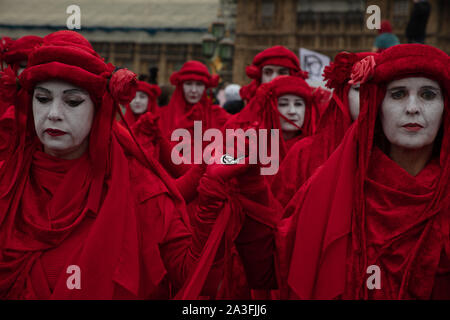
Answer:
122, 81, 161, 126
240, 45, 308, 102
224, 75, 318, 163
0, 31, 187, 299
279, 44, 450, 299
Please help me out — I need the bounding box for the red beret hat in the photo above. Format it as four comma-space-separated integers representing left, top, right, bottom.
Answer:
169, 60, 219, 88
350, 44, 449, 93
136, 81, 161, 99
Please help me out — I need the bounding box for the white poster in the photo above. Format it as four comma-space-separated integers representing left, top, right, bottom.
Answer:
299, 48, 331, 88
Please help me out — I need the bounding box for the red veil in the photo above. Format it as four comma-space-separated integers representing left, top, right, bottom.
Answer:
278, 44, 450, 299
0, 31, 190, 299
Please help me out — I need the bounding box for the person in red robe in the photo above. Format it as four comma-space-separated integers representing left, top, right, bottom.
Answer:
0, 30, 255, 300
158, 61, 230, 163
239, 45, 308, 103
278, 44, 450, 299
119, 81, 165, 162
224, 75, 318, 175
122, 80, 161, 126
272, 52, 377, 208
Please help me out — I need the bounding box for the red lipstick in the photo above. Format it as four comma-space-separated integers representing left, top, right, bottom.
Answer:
402, 123, 423, 132
45, 128, 67, 136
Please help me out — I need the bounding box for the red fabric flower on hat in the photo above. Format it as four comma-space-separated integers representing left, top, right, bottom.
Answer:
349, 55, 376, 85
109, 68, 138, 106
323, 52, 358, 89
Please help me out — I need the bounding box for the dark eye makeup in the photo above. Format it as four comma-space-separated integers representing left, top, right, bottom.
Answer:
65, 99, 85, 107
35, 95, 51, 103
390, 89, 406, 99
420, 88, 439, 100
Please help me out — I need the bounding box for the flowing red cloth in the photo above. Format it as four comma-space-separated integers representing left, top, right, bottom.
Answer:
122, 81, 161, 127
240, 46, 308, 102
271, 52, 376, 207
277, 44, 450, 299
0, 31, 218, 299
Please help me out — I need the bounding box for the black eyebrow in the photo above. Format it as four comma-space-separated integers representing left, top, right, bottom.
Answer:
387, 86, 406, 91
63, 89, 88, 95
421, 86, 440, 91
34, 86, 51, 93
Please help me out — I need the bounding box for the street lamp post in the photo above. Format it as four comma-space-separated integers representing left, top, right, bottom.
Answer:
201, 17, 234, 82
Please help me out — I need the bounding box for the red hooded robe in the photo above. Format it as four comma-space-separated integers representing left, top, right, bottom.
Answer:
278, 44, 450, 300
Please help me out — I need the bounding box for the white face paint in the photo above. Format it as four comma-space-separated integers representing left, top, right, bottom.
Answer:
380, 77, 444, 151
277, 94, 306, 135
33, 80, 95, 160
130, 90, 149, 115
261, 65, 290, 84
183, 80, 206, 104
348, 84, 360, 121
